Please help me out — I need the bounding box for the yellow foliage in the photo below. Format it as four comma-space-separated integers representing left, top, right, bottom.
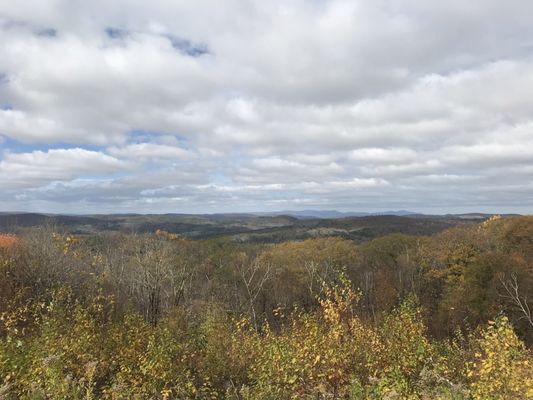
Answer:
467, 316, 533, 399
1, 274, 532, 399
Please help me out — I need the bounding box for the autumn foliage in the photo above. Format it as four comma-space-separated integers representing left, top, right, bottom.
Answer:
0, 235, 18, 249
0, 218, 532, 399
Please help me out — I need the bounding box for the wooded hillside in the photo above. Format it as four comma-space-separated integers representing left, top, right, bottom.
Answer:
0, 216, 532, 398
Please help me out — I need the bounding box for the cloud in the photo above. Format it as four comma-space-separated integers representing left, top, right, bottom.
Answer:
0, 148, 129, 188
0, 1, 532, 213
107, 143, 193, 162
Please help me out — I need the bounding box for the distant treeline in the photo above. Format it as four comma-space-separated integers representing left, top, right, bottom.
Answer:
0, 212, 479, 242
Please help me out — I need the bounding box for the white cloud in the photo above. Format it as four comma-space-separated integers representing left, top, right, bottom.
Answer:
0, 1, 533, 213
0, 148, 129, 188
348, 148, 417, 164
107, 143, 193, 161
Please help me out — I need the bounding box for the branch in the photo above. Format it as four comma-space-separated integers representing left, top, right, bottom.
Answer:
499, 272, 533, 328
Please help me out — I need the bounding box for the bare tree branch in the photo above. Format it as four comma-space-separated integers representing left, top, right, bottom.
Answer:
499, 272, 533, 328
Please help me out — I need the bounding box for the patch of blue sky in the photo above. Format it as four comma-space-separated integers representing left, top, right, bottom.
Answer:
127, 129, 190, 148
230, 146, 253, 163
209, 172, 233, 185
104, 27, 208, 57
35, 28, 57, 37
105, 27, 129, 39
127, 129, 160, 143
164, 34, 209, 57
0, 137, 105, 154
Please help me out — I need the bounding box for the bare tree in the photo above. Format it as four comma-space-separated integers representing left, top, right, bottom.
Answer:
236, 253, 272, 330
125, 235, 177, 325
499, 272, 533, 329
303, 260, 332, 300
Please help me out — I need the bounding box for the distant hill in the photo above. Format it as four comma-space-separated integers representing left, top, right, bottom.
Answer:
446, 213, 521, 220
256, 210, 420, 219
0, 211, 498, 243
0, 212, 298, 238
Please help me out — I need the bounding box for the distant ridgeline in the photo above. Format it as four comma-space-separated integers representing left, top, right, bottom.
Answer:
0, 211, 507, 243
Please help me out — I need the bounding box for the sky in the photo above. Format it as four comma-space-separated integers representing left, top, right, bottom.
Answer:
1, 1, 533, 215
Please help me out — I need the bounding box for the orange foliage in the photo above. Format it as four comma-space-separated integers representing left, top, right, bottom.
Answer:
0, 234, 18, 249
155, 229, 182, 241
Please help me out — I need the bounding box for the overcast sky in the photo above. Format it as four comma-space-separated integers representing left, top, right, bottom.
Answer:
1, 1, 533, 214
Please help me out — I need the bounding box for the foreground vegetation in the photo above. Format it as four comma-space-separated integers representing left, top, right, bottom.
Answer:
1, 216, 532, 399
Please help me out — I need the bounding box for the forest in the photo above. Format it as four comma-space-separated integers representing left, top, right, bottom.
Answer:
0, 215, 532, 399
